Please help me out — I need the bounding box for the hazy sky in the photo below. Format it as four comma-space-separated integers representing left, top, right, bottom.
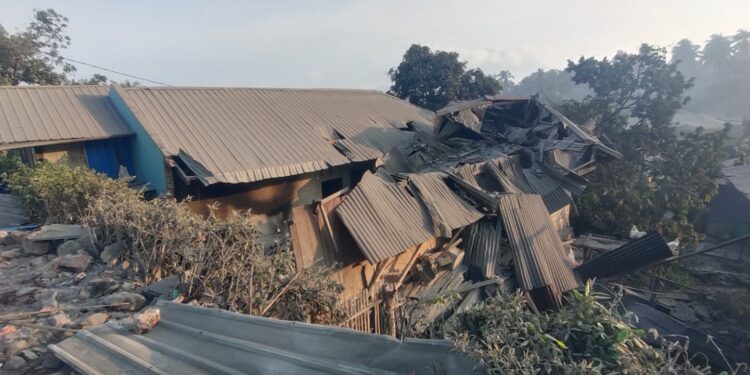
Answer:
1, 1, 747, 89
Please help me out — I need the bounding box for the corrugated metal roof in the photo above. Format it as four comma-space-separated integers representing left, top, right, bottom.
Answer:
408, 172, 484, 236
462, 218, 503, 279
114, 86, 434, 184
50, 300, 477, 375
724, 164, 750, 200
0, 86, 132, 151
485, 156, 573, 213
336, 172, 434, 263
497, 194, 579, 309
575, 232, 673, 281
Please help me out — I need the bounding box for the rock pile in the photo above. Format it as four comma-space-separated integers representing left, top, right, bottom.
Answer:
0, 226, 173, 374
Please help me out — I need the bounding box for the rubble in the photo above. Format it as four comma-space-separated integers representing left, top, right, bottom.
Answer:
100, 292, 145, 311
56, 254, 93, 272
55, 241, 83, 257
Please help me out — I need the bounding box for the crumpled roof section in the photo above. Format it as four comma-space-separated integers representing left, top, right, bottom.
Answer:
0, 86, 132, 151
407, 172, 484, 236
336, 172, 434, 263
115, 86, 435, 184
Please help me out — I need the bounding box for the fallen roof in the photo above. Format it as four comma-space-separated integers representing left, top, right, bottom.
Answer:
723, 164, 750, 201
336, 172, 434, 263
0, 86, 132, 151
407, 172, 484, 236
497, 193, 579, 309
50, 300, 477, 374
575, 232, 673, 281
113, 85, 435, 184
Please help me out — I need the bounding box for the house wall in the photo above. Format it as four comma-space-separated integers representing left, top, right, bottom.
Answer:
179, 163, 369, 218
108, 86, 169, 194
34, 142, 87, 168
550, 204, 572, 240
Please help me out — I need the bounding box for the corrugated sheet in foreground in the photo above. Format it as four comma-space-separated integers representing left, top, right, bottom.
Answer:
0, 86, 132, 150
116, 86, 435, 184
50, 301, 478, 375
497, 194, 579, 309
575, 232, 673, 281
336, 172, 434, 263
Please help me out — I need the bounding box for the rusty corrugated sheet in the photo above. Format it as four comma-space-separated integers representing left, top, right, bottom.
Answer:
462, 218, 503, 279
336, 172, 434, 263
408, 172, 483, 236
575, 232, 673, 281
497, 194, 579, 309
0, 86, 132, 150
115, 86, 434, 184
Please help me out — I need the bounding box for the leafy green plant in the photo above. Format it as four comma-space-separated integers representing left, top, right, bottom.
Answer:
438, 283, 716, 374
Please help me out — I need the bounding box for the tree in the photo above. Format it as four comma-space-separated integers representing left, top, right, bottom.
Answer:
0, 9, 76, 85
388, 44, 500, 110
702, 34, 733, 69
506, 69, 591, 104
565, 44, 728, 243
731, 29, 750, 60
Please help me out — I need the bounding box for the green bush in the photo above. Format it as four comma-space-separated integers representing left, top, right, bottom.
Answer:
439, 284, 715, 374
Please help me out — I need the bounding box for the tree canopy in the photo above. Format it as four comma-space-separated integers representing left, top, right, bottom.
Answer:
564, 44, 729, 243
388, 44, 501, 111
0, 9, 106, 86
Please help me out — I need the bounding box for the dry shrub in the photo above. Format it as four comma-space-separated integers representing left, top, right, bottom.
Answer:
439, 284, 721, 374
7, 163, 345, 324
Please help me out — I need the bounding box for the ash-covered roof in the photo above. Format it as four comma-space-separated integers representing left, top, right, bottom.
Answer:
113, 85, 435, 184
0, 86, 132, 151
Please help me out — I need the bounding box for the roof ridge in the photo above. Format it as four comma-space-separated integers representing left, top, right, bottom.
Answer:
122, 86, 384, 93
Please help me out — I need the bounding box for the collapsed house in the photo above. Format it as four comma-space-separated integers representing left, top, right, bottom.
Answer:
289, 95, 627, 333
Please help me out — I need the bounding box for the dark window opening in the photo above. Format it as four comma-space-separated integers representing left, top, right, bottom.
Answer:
322, 177, 344, 197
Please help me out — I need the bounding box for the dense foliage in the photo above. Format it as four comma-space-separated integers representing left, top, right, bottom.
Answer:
563, 45, 729, 243
440, 285, 713, 374
3, 160, 345, 324
388, 44, 501, 110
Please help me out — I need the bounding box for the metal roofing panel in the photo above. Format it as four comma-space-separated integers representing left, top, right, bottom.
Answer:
336, 172, 434, 263
0, 86, 132, 150
115, 86, 435, 184
462, 218, 503, 279
724, 164, 750, 200
408, 172, 484, 236
497, 194, 579, 306
575, 232, 673, 281
50, 301, 476, 375
486, 156, 574, 212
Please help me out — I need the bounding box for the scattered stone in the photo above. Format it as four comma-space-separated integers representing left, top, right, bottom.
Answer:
0, 245, 25, 260
26, 224, 87, 242
75, 231, 97, 256
47, 313, 72, 327
100, 241, 125, 265
19, 348, 38, 362
22, 237, 50, 256
57, 253, 93, 272
101, 292, 145, 311
56, 240, 83, 257
78, 288, 91, 300
89, 278, 119, 296
41, 258, 60, 274
0, 325, 17, 336
4, 355, 26, 370
5, 338, 29, 355
137, 275, 180, 300
73, 272, 87, 283
131, 308, 161, 334
80, 312, 109, 327
38, 289, 58, 311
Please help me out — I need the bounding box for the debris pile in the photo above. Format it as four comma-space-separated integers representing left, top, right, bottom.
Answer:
290, 96, 630, 336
